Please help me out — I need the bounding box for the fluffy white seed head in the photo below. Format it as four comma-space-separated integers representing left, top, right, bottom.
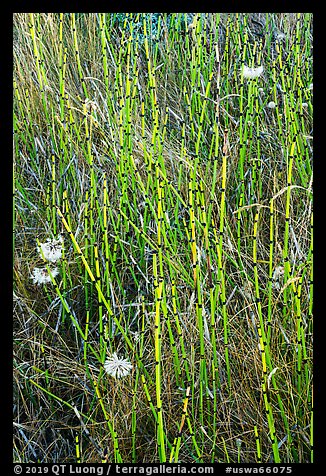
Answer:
38, 236, 64, 263
31, 267, 59, 285
272, 266, 284, 290
104, 353, 133, 379
242, 65, 264, 79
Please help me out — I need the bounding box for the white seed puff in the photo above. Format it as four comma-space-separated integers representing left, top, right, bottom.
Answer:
31, 267, 59, 285
38, 235, 64, 263
104, 353, 133, 379
242, 65, 264, 79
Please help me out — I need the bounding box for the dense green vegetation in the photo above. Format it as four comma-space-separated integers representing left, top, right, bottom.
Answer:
13, 13, 313, 463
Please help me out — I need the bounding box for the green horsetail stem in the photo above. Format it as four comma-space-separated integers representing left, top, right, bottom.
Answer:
99, 14, 109, 96
267, 197, 274, 341
102, 177, 124, 294
58, 21, 68, 176
252, 211, 280, 462
45, 183, 51, 228
75, 433, 81, 463
272, 41, 285, 147
237, 35, 247, 258
94, 244, 106, 362
220, 129, 231, 389
308, 211, 313, 339
83, 310, 90, 370
29, 14, 50, 126
51, 154, 57, 235
140, 373, 158, 423
93, 378, 122, 463
282, 142, 295, 327
294, 270, 307, 397
139, 370, 174, 456
131, 371, 140, 462
310, 389, 313, 463
186, 145, 207, 443
83, 190, 91, 314
62, 189, 72, 231
71, 14, 88, 99
153, 174, 167, 461
58, 14, 65, 121
102, 174, 112, 295
254, 40, 264, 201
131, 295, 145, 462
59, 191, 71, 321
165, 299, 182, 386
189, 62, 217, 417
171, 280, 191, 386
254, 425, 262, 463
169, 386, 191, 462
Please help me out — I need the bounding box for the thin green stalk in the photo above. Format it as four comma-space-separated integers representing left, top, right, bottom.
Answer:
219, 129, 231, 389
71, 13, 88, 99
282, 142, 295, 327
252, 211, 280, 463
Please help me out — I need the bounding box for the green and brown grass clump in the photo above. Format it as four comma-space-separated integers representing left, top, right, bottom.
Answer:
13, 12, 313, 464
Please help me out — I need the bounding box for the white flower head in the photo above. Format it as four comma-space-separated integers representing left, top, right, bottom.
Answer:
38, 235, 64, 262
267, 101, 277, 109
308, 83, 313, 91
104, 352, 132, 379
242, 65, 264, 79
31, 267, 59, 285
272, 266, 284, 290
302, 102, 308, 108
